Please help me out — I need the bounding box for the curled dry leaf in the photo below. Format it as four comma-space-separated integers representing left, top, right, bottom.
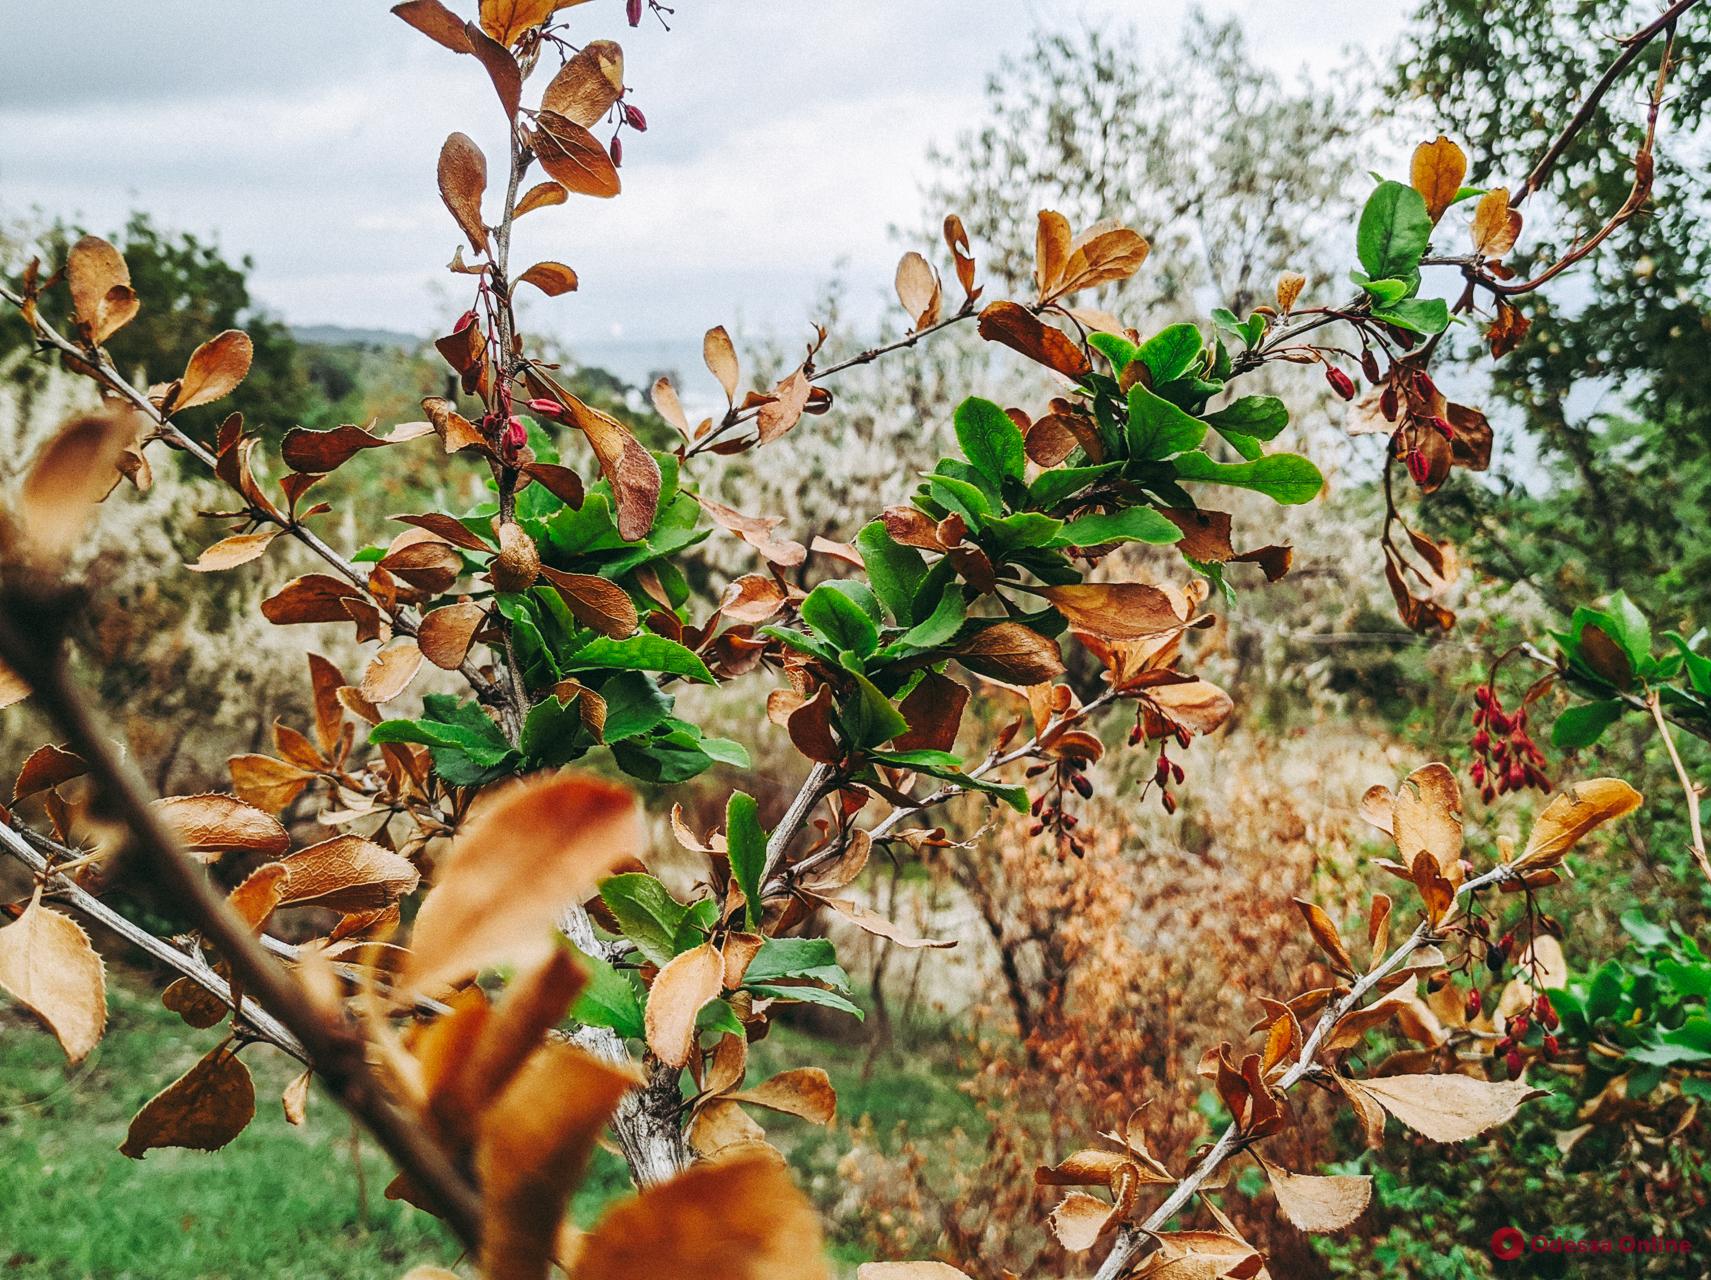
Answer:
419, 600, 488, 668
168, 330, 254, 413
1346, 1073, 1546, 1143
895, 251, 942, 330
360, 639, 425, 704
228, 863, 287, 931
1516, 777, 1642, 870
228, 754, 313, 813
437, 132, 489, 254
281, 1069, 311, 1126
703, 326, 741, 404
14, 743, 86, 801
976, 301, 1090, 379
698, 495, 806, 567
514, 180, 568, 218
17, 410, 138, 562
755, 368, 813, 446
553, 392, 660, 541
120, 1042, 256, 1159
391, 0, 474, 53
152, 793, 290, 860
1410, 135, 1468, 223
465, 20, 523, 118
730, 1067, 837, 1124
187, 529, 280, 572
1039, 584, 1192, 641
1275, 271, 1307, 312
952, 622, 1065, 685
1049, 1191, 1123, 1252
517, 261, 579, 296
1257, 1155, 1371, 1233
163, 977, 229, 1030
1292, 898, 1356, 977
66, 235, 140, 345
0, 887, 107, 1065
404, 773, 642, 992
492, 521, 542, 593
542, 38, 624, 126
538, 566, 638, 637
479, 0, 557, 47
569, 1151, 829, 1280
644, 942, 724, 1068
1471, 187, 1520, 257
815, 895, 954, 949
1391, 762, 1463, 886
534, 110, 620, 197
278, 834, 421, 912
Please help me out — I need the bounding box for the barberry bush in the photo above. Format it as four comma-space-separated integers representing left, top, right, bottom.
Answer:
0, 2, 1700, 1277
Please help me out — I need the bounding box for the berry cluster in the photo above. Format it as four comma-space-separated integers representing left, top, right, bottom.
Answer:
1025, 756, 1094, 858
1469, 682, 1551, 800
1129, 720, 1188, 814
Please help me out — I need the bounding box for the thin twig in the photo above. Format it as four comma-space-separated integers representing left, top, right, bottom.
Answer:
1647, 690, 1710, 883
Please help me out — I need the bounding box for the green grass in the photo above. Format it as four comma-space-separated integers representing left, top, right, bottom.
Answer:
0, 973, 980, 1278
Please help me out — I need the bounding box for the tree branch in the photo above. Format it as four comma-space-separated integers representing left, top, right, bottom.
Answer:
1647, 690, 1710, 884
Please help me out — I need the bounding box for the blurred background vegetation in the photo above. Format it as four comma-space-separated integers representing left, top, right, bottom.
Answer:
2, 2, 1708, 1276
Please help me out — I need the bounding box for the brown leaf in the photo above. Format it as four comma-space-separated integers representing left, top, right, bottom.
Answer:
533, 110, 620, 196
1516, 778, 1642, 870
520, 461, 586, 507
465, 20, 522, 117
542, 38, 624, 126
1146, 679, 1233, 737
187, 528, 280, 572
703, 326, 741, 403
0, 887, 106, 1064
66, 235, 139, 345
754, 369, 813, 446
651, 377, 690, 441
943, 213, 978, 301
0, 661, 29, 711
1392, 763, 1464, 886
360, 639, 425, 704
419, 601, 488, 668
514, 181, 568, 218
1410, 136, 1468, 223
437, 132, 489, 254
552, 392, 659, 541
720, 575, 787, 625
953, 623, 1065, 685
261, 573, 365, 625
895, 671, 969, 754
1039, 584, 1190, 640
1471, 187, 1519, 257
480, 0, 557, 46
1258, 1156, 1371, 1232
18, 410, 138, 560
815, 896, 954, 949
730, 1067, 836, 1124
278, 834, 421, 913
517, 261, 579, 296
228, 754, 313, 812
644, 942, 724, 1068
405, 773, 641, 992
569, 1152, 829, 1280
698, 495, 806, 567
976, 301, 1090, 379
422, 395, 489, 454
120, 1042, 255, 1158
227, 863, 287, 931
1352, 1073, 1546, 1143
1162, 509, 1291, 582
163, 977, 230, 1030
787, 686, 840, 763
894, 251, 942, 330
478, 1041, 637, 1280
391, 0, 474, 53
1048, 1191, 1120, 1252
1292, 898, 1357, 978
169, 330, 253, 413
539, 566, 639, 637
14, 744, 86, 801
153, 793, 290, 860
1275, 271, 1307, 312
281, 1069, 311, 1126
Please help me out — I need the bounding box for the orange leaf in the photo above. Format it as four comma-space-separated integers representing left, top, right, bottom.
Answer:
120, 1042, 255, 1158
0, 887, 106, 1064
643, 943, 724, 1068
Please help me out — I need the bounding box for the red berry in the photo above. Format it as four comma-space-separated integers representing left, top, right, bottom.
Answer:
525, 397, 565, 417
624, 103, 648, 132
1505, 1049, 1524, 1077
1466, 989, 1482, 1016
1543, 1034, 1559, 1057
609, 134, 623, 166
627, 0, 643, 24
1324, 365, 1356, 400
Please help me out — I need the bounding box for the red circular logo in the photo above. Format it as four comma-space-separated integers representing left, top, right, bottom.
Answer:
1491, 1227, 1526, 1260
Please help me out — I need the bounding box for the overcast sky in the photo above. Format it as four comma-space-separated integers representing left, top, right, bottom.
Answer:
0, 2, 1403, 362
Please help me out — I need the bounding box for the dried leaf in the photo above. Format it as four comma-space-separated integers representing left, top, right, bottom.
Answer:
437, 132, 489, 254
1293, 898, 1357, 978
644, 942, 724, 1068
391, 0, 474, 53
1392, 763, 1463, 885
976, 301, 1090, 379
953, 623, 1065, 685
360, 639, 425, 704
480, 0, 556, 46
228, 863, 287, 931
120, 1042, 255, 1158
1471, 187, 1517, 257
419, 601, 488, 669
517, 261, 579, 296
730, 1067, 836, 1124
569, 1152, 829, 1280
281, 1069, 311, 1126
228, 754, 313, 813
14, 744, 86, 801
153, 793, 290, 860
894, 251, 942, 329
66, 235, 139, 344
858, 1265, 972, 1279
1410, 136, 1467, 223
1039, 584, 1191, 641
816, 896, 954, 948
465, 20, 523, 118
538, 567, 638, 637
170, 330, 253, 413
542, 39, 624, 126
261, 574, 364, 625
1049, 1191, 1120, 1252
1516, 778, 1642, 870
187, 528, 280, 572
405, 773, 641, 992
1275, 271, 1306, 312
703, 326, 740, 403
278, 834, 420, 913
515, 181, 568, 218
18, 410, 138, 559
1352, 1073, 1546, 1142
1257, 1156, 1371, 1232
533, 110, 620, 197
0, 888, 106, 1064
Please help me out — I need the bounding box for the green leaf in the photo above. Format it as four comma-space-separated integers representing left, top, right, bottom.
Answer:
867, 749, 1027, 811
1137, 323, 1203, 385
953, 396, 1026, 488
696, 996, 747, 1038
1171, 450, 1323, 505
801, 581, 882, 657
1202, 395, 1289, 442
856, 521, 927, 626
520, 689, 590, 766
1088, 332, 1138, 372
1372, 297, 1450, 335
745, 983, 864, 1019
898, 584, 967, 650
699, 736, 750, 769
744, 937, 852, 990
726, 791, 767, 930
599, 671, 675, 743
926, 472, 995, 523
599, 873, 688, 967
1029, 462, 1117, 508
611, 723, 717, 784
567, 634, 714, 684
843, 669, 908, 748
371, 695, 514, 765
1603, 590, 1653, 670
1126, 383, 1208, 460
1551, 699, 1624, 749
1055, 508, 1183, 547
1357, 180, 1433, 280
1585, 961, 1625, 1022
572, 951, 645, 1039
1352, 273, 1413, 306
